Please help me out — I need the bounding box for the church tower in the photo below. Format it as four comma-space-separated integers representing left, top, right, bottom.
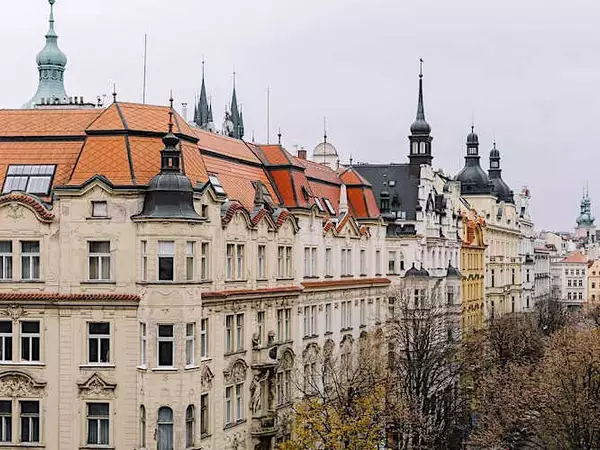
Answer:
23, 0, 68, 108
408, 60, 433, 177
575, 184, 596, 246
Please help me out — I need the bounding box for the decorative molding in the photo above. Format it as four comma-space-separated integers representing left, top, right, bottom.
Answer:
223, 358, 248, 384
201, 365, 214, 391
0, 371, 46, 398
77, 373, 117, 398
0, 304, 26, 322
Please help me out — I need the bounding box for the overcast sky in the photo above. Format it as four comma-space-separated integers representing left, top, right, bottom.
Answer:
2, 0, 599, 230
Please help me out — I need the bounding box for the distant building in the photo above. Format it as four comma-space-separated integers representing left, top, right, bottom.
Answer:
558, 252, 588, 309
587, 259, 600, 303
518, 186, 535, 310
533, 245, 551, 304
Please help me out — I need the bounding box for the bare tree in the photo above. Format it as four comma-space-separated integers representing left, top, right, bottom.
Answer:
534, 297, 567, 336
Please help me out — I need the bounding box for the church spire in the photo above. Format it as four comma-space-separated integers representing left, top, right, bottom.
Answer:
23, 0, 68, 108
195, 60, 210, 129
226, 69, 244, 139
407, 59, 433, 176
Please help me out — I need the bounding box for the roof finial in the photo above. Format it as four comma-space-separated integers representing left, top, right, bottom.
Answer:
233, 67, 236, 89
112, 83, 117, 103
323, 116, 327, 143
278, 127, 282, 145
202, 56, 205, 79
419, 57, 423, 79
409, 58, 431, 135
168, 91, 174, 133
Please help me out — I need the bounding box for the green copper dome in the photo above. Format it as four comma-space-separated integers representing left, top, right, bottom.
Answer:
576, 192, 595, 227
23, 0, 68, 109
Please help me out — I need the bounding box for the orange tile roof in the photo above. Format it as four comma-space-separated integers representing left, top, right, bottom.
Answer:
0, 109, 100, 137
86, 104, 123, 131
259, 145, 294, 165
293, 157, 341, 185
0, 141, 82, 190
309, 181, 340, 215
339, 167, 372, 186
347, 187, 368, 218
561, 252, 588, 264
270, 169, 296, 206
69, 136, 132, 185
118, 102, 197, 137
181, 141, 209, 185
127, 136, 164, 184
196, 129, 261, 164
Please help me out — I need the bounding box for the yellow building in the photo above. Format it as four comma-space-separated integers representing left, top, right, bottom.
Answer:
460, 209, 487, 331
588, 260, 600, 303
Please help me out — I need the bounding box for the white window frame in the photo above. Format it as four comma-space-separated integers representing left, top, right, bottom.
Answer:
91, 200, 108, 218
0, 241, 12, 281
0, 321, 12, 363
86, 402, 110, 446
20, 321, 40, 363
200, 393, 209, 436
360, 299, 366, 326
157, 240, 175, 282
140, 323, 147, 367
257, 244, 266, 279
235, 313, 244, 351
325, 248, 332, 276
201, 242, 210, 280
87, 322, 110, 364
157, 324, 175, 368
88, 241, 111, 281
225, 386, 233, 425
19, 400, 40, 443
375, 250, 381, 275
186, 241, 195, 281
0, 400, 11, 443
21, 241, 40, 281
225, 315, 234, 353
185, 323, 196, 367
285, 246, 292, 277
235, 383, 243, 421
360, 249, 366, 275
325, 303, 332, 332
257, 311, 265, 346
200, 318, 209, 359
141, 240, 148, 282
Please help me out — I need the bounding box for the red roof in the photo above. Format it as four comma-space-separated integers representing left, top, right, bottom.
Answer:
561, 252, 588, 264
0, 109, 100, 137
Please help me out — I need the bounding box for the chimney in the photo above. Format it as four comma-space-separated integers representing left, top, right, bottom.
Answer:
181, 102, 188, 122
297, 147, 307, 160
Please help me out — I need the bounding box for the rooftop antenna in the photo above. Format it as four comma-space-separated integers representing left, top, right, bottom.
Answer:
252, 130, 255, 143
266, 87, 270, 144
419, 58, 424, 78
142, 33, 148, 104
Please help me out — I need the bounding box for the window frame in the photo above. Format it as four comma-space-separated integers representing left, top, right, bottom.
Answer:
200, 318, 209, 359
185, 323, 196, 367
2, 164, 56, 196
156, 324, 175, 368
0, 321, 12, 363
86, 402, 110, 446
186, 241, 195, 281
20, 321, 40, 363
157, 240, 175, 282
20, 241, 40, 281
19, 400, 40, 444
0, 241, 12, 281
87, 322, 110, 365
88, 241, 111, 282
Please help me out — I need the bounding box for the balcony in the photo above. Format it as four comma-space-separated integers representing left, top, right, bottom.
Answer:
251, 412, 278, 438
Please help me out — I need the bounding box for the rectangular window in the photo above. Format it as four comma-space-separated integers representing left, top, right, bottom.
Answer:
21, 241, 40, 280
388, 251, 396, 274
526, 269, 530, 283
0, 401, 10, 443
360, 299, 366, 325
257, 311, 265, 346
346, 249, 352, 275
88, 241, 111, 281
225, 386, 232, 425
201, 242, 210, 280
0, 321, 12, 362
185, 323, 195, 367
3, 164, 55, 195
158, 241, 175, 281
447, 287, 455, 306
325, 303, 332, 332
20, 321, 40, 362
91, 201, 108, 217
303, 307, 310, 336
311, 305, 317, 335
285, 246, 292, 277
277, 308, 291, 341
325, 248, 332, 276
225, 315, 233, 353
277, 247, 284, 277
186, 242, 195, 281
141, 240, 148, 282
200, 394, 209, 436
87, 403, 109, 446
20, 401, 39, 443
375, 298, 381, 320
235, 383, 243, 421
491, 269, 495, 287
257, 245, 266, 279
304, 247, 310, 277
0, 241, 12, 280
311, 248, 317, 277
236, 245, 245, 279
88, 322, 110, 364
157, 324, 174, 367
236, 314, 244, 351
568, 280, 572, 287
360, 250, 366, 275
200, 318, 208, 358
388, 297, 396, 319
375, 250, 381, 275
341, 301, 351, 329
140, 323, 147, 367
284, 308, 290, 340
341, 249, 347, 276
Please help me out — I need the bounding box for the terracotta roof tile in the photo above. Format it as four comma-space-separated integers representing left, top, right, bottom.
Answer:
0, 292, 139, 302
86, 104, 124, 131
196, 129, 261, 164
128, 136, 163, 184
260, 145, 295, 165
0, 109, 100, 137
0, 141, 82, 190
347, 187, 368, 218
270, 169, 295, 206
339, 167, 372, 186
0, 193, 55, 221
561, 252, 588, 264
302, 277, 390, 290
293, 157, 341, 185
309, 181, 340, 215
181, 142, 208, 185
69, 136, 132, 185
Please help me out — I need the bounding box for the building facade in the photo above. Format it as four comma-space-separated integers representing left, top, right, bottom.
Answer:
557, 252, 588, 309
533, 245, 551, 304
517, 187, 535, 310
587, 259, 600, 303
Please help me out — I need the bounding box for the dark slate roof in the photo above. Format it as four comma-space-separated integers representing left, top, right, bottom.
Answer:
447, 264, 461, 278
353, 163, 419, 221
456, 158, 493, 196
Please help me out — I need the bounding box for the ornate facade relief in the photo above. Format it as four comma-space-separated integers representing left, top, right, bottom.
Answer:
201, 365, 215, 391
77, 373, 117, 398
0, 371, 46, 398
0, 305, 27, 322
224, 358, 248, 384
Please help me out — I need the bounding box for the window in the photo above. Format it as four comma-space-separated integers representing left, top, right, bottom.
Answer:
419, 142, 426, 154
88, 322, 110, 364
323, 198, 336, 215
388, 251, 396, 274
593, 282, 597, 289
200, 318, 209, 358
225, 387, 233, 425
226, 244, 245, 280
157, 325, 174, 367
277, 246, 293, 278
0, 322, 12, 362
0, 401, 10, 443
579, 292, 583, 300
388, 297, 396, 319
568, 292, 572, 300
225, 314, 244, 353
208, 174, 225, 195
185, 323, 195, 367
235, 383, 243, 421
200, 394, 209, 436
257, 311, 265, 346
325, 303, 332, 332
511, 297, 515, 313
568, 280, 572, 287
304, 247, 317, 277
20, 401, 39, 443
277, 308, 291, 341
360, 250, 366, 275
88, 241, 110, 281
414, 289, 425, 308
375, 298, 381, 320
158, 241, 175, 281
225, 315, 233, 353
21, 241, 40, 281
21, 321, 40, 362
186, 405, 195, 448
512, 269, 516, 285
257, 245, 266, 279
360, 299, 366, 325
447, 287, 455, 306
399, 252, 405, 271
141, 241, 148, 281
157, 407, 173, 450
375, 250, 381, 274
91, 201, 108, 217
579, 279, 583, 287
236, 314, 244, 351
140, 323, 147, 367
341, 249, 347, 275
225, 383, 244, 425
325, 248, 332, 276
304, 248, 310, 277
526, 269, 530, 283
201, 242, 210, 280
491, 269, 495, 287
314, 197, 325, 212
341, 301, 352, 329
87, 403, 109, 446
186, 242, 195, 281
2, 164, 55, 195
303, 306, 317, 336
139, 405, 146, 448
0, 242, 12, 280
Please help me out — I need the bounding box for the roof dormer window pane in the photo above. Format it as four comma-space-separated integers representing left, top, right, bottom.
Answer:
3, 165, 56, 196
313, 197, 325, 212
208, 174, 225, 195
323, 198, 336, 215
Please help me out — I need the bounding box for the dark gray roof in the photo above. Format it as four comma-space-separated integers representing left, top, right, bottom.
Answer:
353, 163, 419, 221
456, 158, 493, 196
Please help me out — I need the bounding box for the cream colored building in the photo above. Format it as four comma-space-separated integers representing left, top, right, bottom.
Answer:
587, 260, 600, 303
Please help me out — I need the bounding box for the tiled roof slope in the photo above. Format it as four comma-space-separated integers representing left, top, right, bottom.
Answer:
561, 252, 588, 264
0, 109, 100, 137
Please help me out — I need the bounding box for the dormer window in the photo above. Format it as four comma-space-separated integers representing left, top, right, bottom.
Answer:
314, 197, 325, 212
2, 165, 56, 196
301, 186, 310, 201
208, 174, 225, 195
91, 201, 108, 218
323, 198, 336, 215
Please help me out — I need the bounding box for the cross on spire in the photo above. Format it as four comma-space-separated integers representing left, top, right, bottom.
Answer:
168, 92, 174, 133
419, 58, 424, 78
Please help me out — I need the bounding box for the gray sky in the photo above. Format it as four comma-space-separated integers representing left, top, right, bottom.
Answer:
2, 0, 599, 230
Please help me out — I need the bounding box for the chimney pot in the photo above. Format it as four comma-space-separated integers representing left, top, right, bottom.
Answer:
297, 148, 307, 160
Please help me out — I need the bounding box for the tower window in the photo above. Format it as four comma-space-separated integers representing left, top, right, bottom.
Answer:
412, 142, 418, 154
419, 142, 426, 154
467, 146, 477, 156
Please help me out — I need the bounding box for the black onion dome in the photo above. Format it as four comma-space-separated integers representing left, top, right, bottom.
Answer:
410, 117, 431, 135
466, 129, 479, 145
456, 164, 492, 195
418, 265, 430, 277
405, 263, 421, 277
490, 178, 514, 203
446, 263, 461, 278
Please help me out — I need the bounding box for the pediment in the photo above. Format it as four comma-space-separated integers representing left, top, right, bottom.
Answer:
78, 373, 117, 398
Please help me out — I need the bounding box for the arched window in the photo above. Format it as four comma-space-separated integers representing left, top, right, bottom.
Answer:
157, 407, 173, 450
139, 405, 146, 448
419, 142, 426, 154
412, 142, 418, 154
185, 405, 195, 448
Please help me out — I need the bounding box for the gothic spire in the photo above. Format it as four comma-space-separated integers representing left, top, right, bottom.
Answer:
410, 59, 431, 135
407, 59, 433, 175
23, 0, 68, 108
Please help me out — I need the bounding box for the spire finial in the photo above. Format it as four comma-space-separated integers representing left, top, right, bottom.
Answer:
323, 116, 327, 143
47, 0, 57, 37
233, 67, 236, 89
112, 83, 117, 103
419, 58, 423, 79
278, 127, 282, 145
202, 56, 205, 79
168, 91, 174, 134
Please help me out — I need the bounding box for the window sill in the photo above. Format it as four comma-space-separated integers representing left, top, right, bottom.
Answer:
200, 356, 212, 362
340, 275, 354, 278
79, 447, 114, 450
151, 367, 178, 372
303, 276, 319, 280
0, 280, 45, 284
0, 361, 45, 367
224, 350, 246, 357
200, 433, 212, 440
79, 364, 115, 370
138, 280, 214, 286
324, 275, 334, 279
185, 365, 201, 371
224, 279, 248, 283
256, 278, 269, 282
375, 273, 382, 277
81, 281, 116, 285
324, 331, 333, 336
86, 216, 112, 221
275, 277, 294, 281
223, 419, 247, 430
386, 273, 398, 276
360, 274, 367, 277
359, 324, 367, 329
137, 365, 147, 371
2, 444, 45, 448
302, 334, 319, 340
